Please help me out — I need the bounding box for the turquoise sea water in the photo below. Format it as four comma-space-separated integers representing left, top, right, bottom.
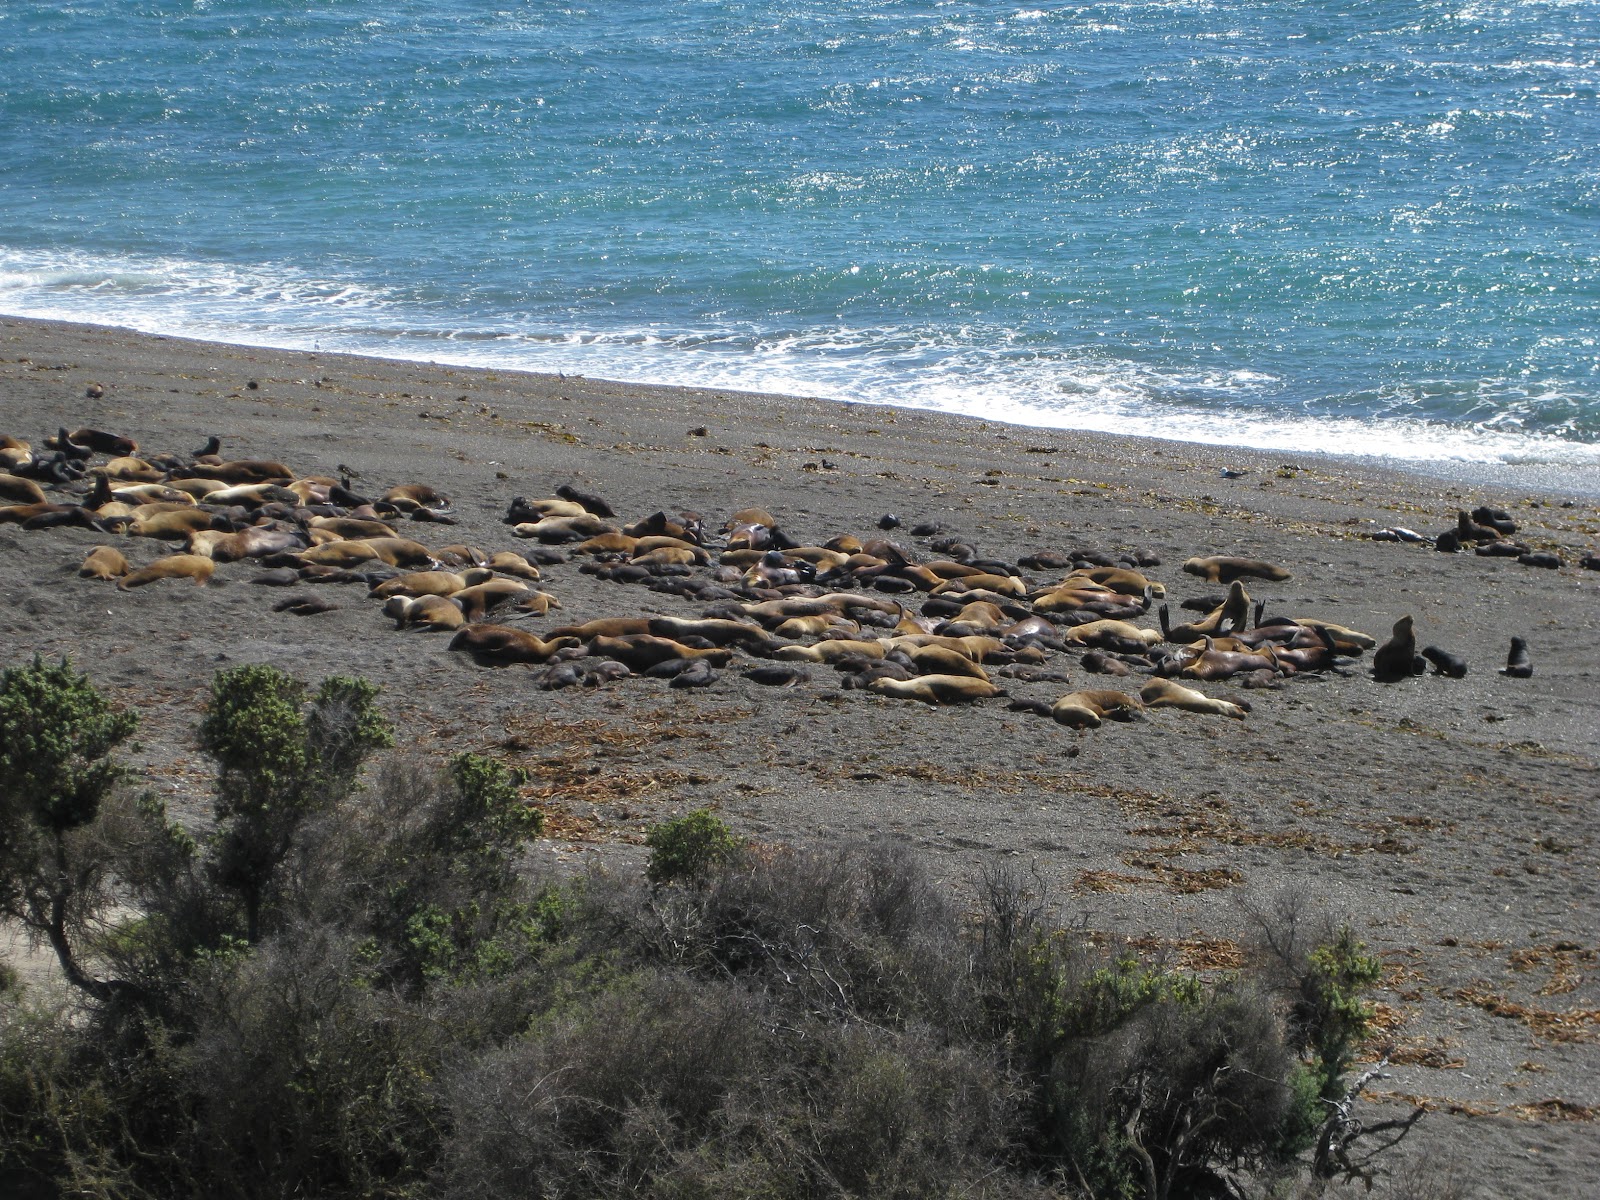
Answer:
1, 0, 1596, 466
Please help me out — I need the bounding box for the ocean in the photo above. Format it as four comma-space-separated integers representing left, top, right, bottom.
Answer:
2, 0, 1596, 469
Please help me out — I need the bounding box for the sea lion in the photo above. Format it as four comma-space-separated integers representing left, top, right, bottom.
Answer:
513, 514, 616, 542
200, 483, 301, 509
550, 617, 655, 640
448, 624, 577, 663
1065, 566, 1166, 598
271, 594, 340, 616
1500, 637, 1532, 678
308, 516, 399, 540
130, 508, 228, 540
1371, 616, 1423, 682
64, 428, 138, 457
904, 644, 990, 679
485, 550, 542, 580
774, 638, 886, 665
1159, 581, 1251, 645
300, 540, 385, 568
930, 573, 1028, 598
383, 594, 465, 631
1060, 619, 1163, 650
865, 674, 1004, 704
555, 483, 616, 518
78, 545, 130, 580
0, 473, 48, 506
515, 591, 561, 615
1140, 677, 1246, 719
369, 571, 468, 600
1182, 556, 1291, 584
587, 634, 732, 670
117, 554, 215, 589
743, 664, 809, 687
452, 578, 531, 621
887, 634, 1004, 663
175, 459, 294, 484
1420, 646, 1468, 678
189, 527, 308, 562
1050, 689, 1143, 729
647, 616, 775, 650
383, 484, 450, 511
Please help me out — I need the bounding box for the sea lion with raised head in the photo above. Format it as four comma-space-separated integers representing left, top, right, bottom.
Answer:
1372, 615, 1423, 682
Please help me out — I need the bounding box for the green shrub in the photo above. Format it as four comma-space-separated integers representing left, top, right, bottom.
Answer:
645, 809, 742, 886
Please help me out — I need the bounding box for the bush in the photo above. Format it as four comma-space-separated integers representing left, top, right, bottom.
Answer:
646, 808, 743, 886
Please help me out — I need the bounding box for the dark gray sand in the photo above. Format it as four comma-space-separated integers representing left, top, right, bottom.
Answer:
2, 316, 1597, 1196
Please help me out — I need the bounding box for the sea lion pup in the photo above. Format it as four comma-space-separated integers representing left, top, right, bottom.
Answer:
1080, 650, 1132, 676
1371, 615, 1423, 682
1420, 645, 1468, 678
1182, 556, 1292, 584
175, 459, 295, 484
1140, 677, 1246, 719
1455, 510, 1505, 544
0, 473, 49, 506
647, 616, 774, 650
452, 578, 531, 621
271, 593, 340, 616
512, 513, 616, 543
117, 554, 215, 590
903, 644, 991, 680
384, 594, 467, 631
1050, 689, 1143, 729
587, 634, 733, 670
774, 638, 887, 665
744, 663, 810, 687
1159, 581, 1251, 645
1500, 637, 1533, 678
448, 624, 577, 664
369, 570, 469, 600
866, 674, 1004, 705
78, 545, 130, 580
1060, 619, 1163, 651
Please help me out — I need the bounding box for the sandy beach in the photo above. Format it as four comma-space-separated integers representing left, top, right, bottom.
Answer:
2, 315, 1597, 1196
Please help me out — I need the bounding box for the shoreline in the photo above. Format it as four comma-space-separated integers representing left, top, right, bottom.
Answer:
3, 313, 1599, 1195
5, 313, 1598, 499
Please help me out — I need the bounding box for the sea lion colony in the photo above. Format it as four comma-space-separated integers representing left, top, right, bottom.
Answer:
3, 423, 1578, 725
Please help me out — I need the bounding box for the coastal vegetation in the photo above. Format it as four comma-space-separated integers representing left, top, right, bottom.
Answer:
1, 659, 1419, 1199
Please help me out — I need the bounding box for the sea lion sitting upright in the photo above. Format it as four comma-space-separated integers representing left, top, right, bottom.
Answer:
1371, 615, 1423, 682
1500, 637, 1533, 679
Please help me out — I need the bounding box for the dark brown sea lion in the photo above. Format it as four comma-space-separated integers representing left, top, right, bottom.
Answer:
1372, 615, 1423, 682
1500, 637, 1532, 678
448, 623, 577, 663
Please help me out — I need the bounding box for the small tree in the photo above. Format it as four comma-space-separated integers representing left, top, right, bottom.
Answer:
645, 809, 742, 887
198, 665, 391, 942
0, 657, 137, 1000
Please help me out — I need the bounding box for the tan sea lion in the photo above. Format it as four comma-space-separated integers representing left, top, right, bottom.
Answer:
382, 483, 450, 511
353, 537, 436, 568
588, 635, 732, 670
512, 514, 615, 542
308, 515, 399, 540
866, 674, 1004, 704
117, 554, 215, 589
130, 509, 225, 539
0, 473, 49, 505
1140, 677, 1246, 719
469, 553, 533, 584
188, 527, 307, 562
384, 594, 466, 631
550, 617, 654, 640
176, 459, 294, 484
78, 545, 130, 580
515, 591, 561, 615
1050, 689, 1143, 728
774, 638, 887, 664
369, 571, 468, 599
1060, 619, 1163, 649
1066, 566, 1166, 598
452, 578, 531, 621
1182, 556, 1291, 583
904, 644, 991, 680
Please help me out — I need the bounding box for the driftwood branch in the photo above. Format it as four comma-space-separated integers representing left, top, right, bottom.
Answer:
1313, 1058, 1426, 1182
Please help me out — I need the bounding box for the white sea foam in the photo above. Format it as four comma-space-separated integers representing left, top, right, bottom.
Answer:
2, 245, 1596, 471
